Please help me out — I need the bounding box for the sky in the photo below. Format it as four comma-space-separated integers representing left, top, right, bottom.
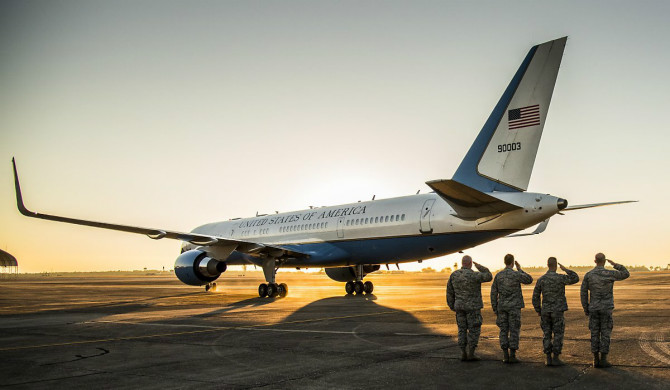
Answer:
1, 0, 669, 273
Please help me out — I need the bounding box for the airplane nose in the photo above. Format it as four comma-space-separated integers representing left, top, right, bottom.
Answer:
557, 198, 568, 210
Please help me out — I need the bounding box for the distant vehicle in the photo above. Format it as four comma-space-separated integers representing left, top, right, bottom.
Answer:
12, 37, 633, 298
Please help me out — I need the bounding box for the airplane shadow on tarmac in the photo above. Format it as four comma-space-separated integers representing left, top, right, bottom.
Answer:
207, 294, 459, 364
203, 295, 624, 388
191, 296, 279, 319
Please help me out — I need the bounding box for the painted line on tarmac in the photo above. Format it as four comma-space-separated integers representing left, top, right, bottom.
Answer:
88, 320, 355, 335
0, 308, 434, 352
639, 331, 670, 365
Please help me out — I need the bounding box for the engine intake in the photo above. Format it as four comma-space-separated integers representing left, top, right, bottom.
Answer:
174, 249, 227, 286
325, 265, 380, 282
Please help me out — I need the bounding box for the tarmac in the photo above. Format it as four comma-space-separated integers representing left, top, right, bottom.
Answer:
1, 271, 669, 389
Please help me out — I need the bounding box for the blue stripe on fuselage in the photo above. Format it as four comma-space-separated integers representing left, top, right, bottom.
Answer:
225, 230, 515, 268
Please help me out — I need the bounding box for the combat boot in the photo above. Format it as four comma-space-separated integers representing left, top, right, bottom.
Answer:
552, 353, 564, 366
467, 347, 480, 361
460, 347, 467, 361
508, 349, 520, 363
502, 348, 510, 363
545, 353, 553, 366
599, 353, 612, 368
592, 352, 600, 368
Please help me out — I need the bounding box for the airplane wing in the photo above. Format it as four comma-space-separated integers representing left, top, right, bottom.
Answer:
563, 201, 637, 211
11, 158, 308, 259
426, 179, 522, 219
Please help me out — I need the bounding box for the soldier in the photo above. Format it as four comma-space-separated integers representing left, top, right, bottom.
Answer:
491, 253, 533, 363
532, 257, 579, 366
447, 255, 492, 361
581, 253, 629, 368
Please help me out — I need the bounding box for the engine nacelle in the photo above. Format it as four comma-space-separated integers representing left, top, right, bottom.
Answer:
324, 265, 380, 282
174, 249, 227, 286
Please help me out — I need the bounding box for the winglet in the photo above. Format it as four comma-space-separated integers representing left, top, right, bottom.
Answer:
12, 158, 35, 217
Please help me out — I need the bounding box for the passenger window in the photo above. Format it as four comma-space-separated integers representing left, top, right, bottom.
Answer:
364, 218, 368, 224
385, 216, 389, 223
401, 214, 406, 221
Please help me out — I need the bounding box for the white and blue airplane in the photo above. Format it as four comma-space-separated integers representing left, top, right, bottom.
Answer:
12, 37, 633, 298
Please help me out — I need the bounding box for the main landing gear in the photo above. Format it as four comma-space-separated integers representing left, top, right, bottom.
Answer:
258, 258, 288, 298
345, 264, 374, 295
258, 282, 288, 298
205, 282, 217, 292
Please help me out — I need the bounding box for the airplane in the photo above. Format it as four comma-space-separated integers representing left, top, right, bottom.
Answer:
12, 37, 634, 298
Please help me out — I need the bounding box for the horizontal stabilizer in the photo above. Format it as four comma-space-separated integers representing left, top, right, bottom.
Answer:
507, 218, 550, 237
426, 179, 521, 219
11, 158, 308, 260
564, 200, 637, 211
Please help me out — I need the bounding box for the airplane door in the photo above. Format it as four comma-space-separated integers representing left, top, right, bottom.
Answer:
420, 199, 436, 234
337, 216, 345, 238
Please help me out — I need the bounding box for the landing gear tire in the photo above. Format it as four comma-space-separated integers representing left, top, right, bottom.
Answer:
364, 281, 374, 294
258, 283, 268, 298
354, 281, 365, 295
345, 281, 355, 295
267, 283, 279, 298
278, 283, 288, 298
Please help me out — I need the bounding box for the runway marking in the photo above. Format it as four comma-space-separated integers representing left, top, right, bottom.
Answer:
0, 309, 416, 352
656, 333, 670, 355
89, 320, 355, 334
639, 331, 670, 365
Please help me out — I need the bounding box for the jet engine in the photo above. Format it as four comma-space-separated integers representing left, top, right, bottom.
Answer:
324, 265, 380, 282
174, 249, 227, 286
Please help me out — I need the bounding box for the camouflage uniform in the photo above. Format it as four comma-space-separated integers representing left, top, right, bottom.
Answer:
532, 269, 579, 354
581, 264, 629, 353
491, 267, 533, 350
447, 263, 492, 349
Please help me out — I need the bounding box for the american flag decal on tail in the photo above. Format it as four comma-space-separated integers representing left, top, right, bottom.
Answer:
508, 104, 540, 130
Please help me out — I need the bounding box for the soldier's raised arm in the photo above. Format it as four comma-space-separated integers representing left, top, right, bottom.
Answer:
532, 279, 542, 315
580, 275, 590, 315
490, 276, 499, 314
608, 260, 630, 280
515, 261, 533, 284
446, 276, 455, 311
473, 261, 492, 282
559, 263, 579, 285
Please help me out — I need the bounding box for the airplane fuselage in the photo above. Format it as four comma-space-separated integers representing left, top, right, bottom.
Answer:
183, 191, 562, 268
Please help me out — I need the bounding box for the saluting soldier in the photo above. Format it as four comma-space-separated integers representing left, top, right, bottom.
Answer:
532, 257, 579, 366
491, 254, 533, 363
581, 253, 629, 368
447, 255, 492, 361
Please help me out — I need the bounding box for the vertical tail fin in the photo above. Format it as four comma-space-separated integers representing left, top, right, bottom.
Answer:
452, 37, 567, 192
